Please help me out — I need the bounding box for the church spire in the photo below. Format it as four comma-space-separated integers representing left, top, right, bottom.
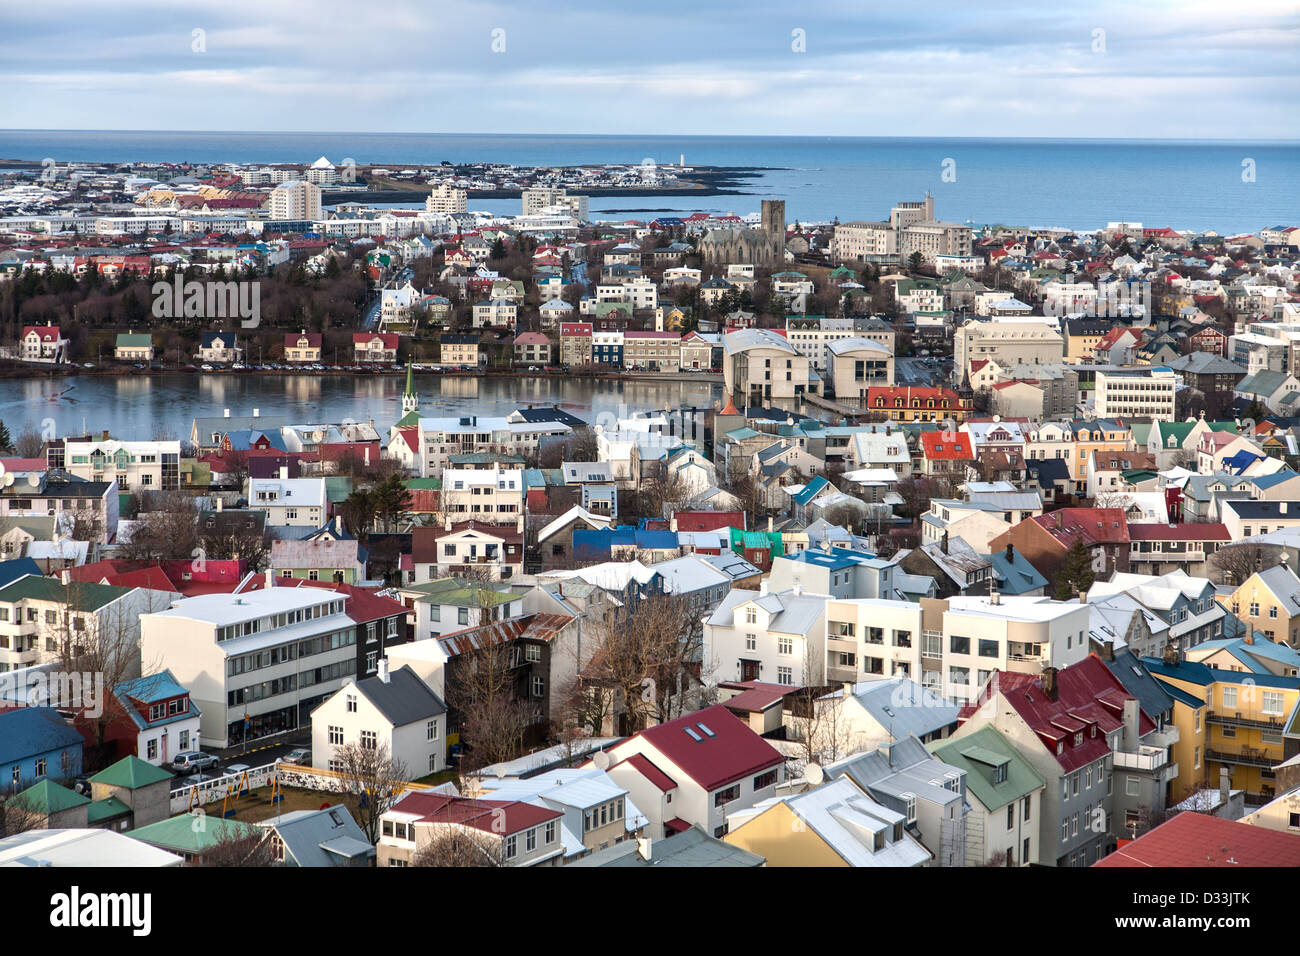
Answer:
402, 358, 418, 415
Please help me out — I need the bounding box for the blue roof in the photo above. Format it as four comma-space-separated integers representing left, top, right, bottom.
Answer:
635, 530, 679, 550
789, 476, 830, 506
789, 548, 878, 570
0, 558, 42, 589
0, 707, 85, 765
1190, 636, 1300, 673
1250, 469, 1300, 490
984, 548, 1048, 595
224, 429, 287, 452
1142, 656, 1300, 690
113, 670, 202, 729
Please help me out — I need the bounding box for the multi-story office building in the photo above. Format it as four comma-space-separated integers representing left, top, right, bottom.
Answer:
1094, 368, 1177, 421
424, 182, 467, 214
140, 587, 360, 747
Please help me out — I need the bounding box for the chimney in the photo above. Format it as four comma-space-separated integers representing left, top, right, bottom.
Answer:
767, 516, 773, 533
378, 657, 390, 684
279, 466, 289, 480
636, 837, 653, 862
445, 514, 452, 531
941, 531, 949, 555
1282, 503, 1289, 515
516, 514, 524, 535
1005, 542, 1014, 562
1121, 697, 1139, 752
253, 408, 260, 418
216, 497, 223, 513
1219, 766, 1231, 806
364, 447, 371, 467
101, 429, 109, 440
224, 408, 231, 418
1162, 639, 1182, 666
759, 579, 769, 597
1041, 666, 1058, 700
1244, 631, 1254, 645
1100, 640, 1114, 661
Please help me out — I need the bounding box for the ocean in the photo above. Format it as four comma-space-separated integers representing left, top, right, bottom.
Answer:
1, 130, 1297, 234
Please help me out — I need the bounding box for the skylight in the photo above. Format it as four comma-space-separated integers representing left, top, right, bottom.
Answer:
698, 723, 715, 738
684, 727, 702, 742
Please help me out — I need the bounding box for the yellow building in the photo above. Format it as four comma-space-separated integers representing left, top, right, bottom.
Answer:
723, 778, 931, 867
1217, 561, 1300, 649
1147, 655, 1300, 803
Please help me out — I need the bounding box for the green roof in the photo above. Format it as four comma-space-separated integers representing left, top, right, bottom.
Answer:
930, 726, 1044, 811
116, 333, 153, 347
130, 813, 259, 854
404, 577, 516, 607
13, 779, 89, 815
87, 795, 132, 824
1122, 469, 1159, 483
405, 478, 442, 490
89, 755, 174, 790
0, 575, 129, 611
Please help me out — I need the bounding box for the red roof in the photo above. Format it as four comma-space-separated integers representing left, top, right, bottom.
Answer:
22, 325, 63, 341
674, 511, 744, 533
284, 332, 322, 347
1094, 812, 1300, 867
560, 322, 592, 337
1125, 523, 1230, 542
614, 753, 677, 792
352, 332, 399, 348
0, 457, 46, 472
388, 791, 561, 835
1031, 508, 1130, 548
628, 704, 782, 791
920, 432, 974, 460
720, 681, 797, 714
960, 655, 1153, 772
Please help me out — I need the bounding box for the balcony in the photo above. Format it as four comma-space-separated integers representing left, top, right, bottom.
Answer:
1204, 746, 1277, 769
1206, 710, 1285, 733
1112, 745, 1171, 773
1143, 725, 1180, 750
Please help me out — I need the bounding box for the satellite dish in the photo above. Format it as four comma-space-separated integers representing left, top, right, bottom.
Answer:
26, 473, 40, 487
592, 750, 611, 771
2, 474, 12, 487
312, 429, 324, 442
805, 762, 824, 787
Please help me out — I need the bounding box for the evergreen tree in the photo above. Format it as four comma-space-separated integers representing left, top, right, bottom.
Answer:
1055, 538, 1096, 600
490, 237, 507, 260
0, 420, 12, 454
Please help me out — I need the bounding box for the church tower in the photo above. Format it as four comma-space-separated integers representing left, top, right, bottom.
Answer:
401, 358, 418, 416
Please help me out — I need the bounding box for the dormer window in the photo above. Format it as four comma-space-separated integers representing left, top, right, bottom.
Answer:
1074, 732, 1082, 746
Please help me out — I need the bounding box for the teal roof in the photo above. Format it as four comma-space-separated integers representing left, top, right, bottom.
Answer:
130, 814, 260, 854
89, 755, 174, 790
87, 795, 132, 824
13, 779, 88, 815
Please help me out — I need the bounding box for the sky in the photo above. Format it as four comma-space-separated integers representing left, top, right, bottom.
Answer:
1, 0, 1298, 138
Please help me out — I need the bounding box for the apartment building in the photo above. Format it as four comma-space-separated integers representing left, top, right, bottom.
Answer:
559, 322, 593, 366
415, 415, 571, 478
439, 467, 524, 524
140, 587, 360, 748
521, 187, 588, 221
825, 594, 1092, 701
0, 473, 119, 544
622, 331, 680, 371
424, 182, 467, 214
62, 439, 181, 493
1094, 368, 1177, 421
269, 180, 322, 221
0, 574, 174, 676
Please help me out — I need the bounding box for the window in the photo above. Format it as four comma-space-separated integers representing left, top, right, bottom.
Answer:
545, 820, 556, 843
532, 676, 545, 698
1125, 775, 1139, 797
329, 726, 343, 745
504, 835, 517, 859
754, 770, 777, 790
524, 644, 542, 663
34, 757, 47, 778
714, 784, 740, 807
901, 792, 916, 824
1061, 819, 1069, 843
525, 828, 536, 852
346, 694, 357, 713
1223, 686, 1237, 709
777, 637, 793, 656
1022, 795, 1031, 821
978, 639, 999, 657
745, 607, 757, 625
777, 666, 792, 684
992, 763, 1007, 784
1007, 804, 1015, 829
745, 633, 756, 651
427, 720, 438, 740
950, 635, 971, 655
458, 608, 469, 626
1262, 691, 1285, 716
360, 730, 377, 751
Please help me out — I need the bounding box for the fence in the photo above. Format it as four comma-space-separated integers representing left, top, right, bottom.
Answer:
169, 760, 442, 814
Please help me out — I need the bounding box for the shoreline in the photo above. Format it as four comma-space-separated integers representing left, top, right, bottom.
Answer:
0, 364, 722, 385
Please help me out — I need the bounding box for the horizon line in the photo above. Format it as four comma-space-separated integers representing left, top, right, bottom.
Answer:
3, 129, 1299, 146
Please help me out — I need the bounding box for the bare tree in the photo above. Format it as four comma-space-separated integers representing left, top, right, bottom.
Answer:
330, 740, 410, 845
411, 827, 503, 867
192, 825, 278, 867
1211, 542, 1282, 586
446, 637, 536, 773
0, 790, 48, 837
120, 490, 201, 563
14, 425, 43, 459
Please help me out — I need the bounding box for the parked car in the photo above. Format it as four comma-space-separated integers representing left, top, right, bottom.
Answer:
224, 763, 252, 777
171, 751, 219, 775
280, 748, 311, 766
